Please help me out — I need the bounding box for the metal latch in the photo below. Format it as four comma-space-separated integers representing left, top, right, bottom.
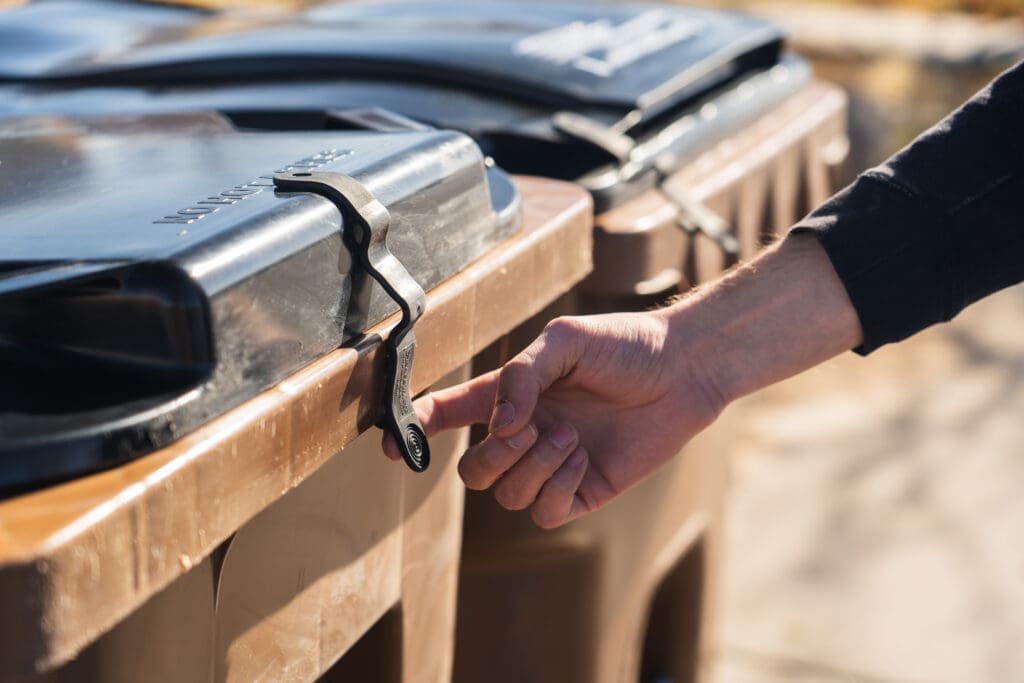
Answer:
273, 170, 430, 472
660, 183, 740, 263
552, 111, 637, 163
552, 110, 740, 262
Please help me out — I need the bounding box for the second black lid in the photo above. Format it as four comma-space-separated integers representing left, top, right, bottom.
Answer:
0, 0, 785, 123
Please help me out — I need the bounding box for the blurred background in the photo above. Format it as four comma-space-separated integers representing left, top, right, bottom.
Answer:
684, 1, 1024, 681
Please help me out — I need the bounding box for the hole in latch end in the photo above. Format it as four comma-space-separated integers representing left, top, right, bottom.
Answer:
292, 172, 313, 177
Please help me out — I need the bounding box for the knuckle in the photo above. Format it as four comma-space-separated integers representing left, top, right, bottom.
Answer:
497, 359, 537, 395
504, 423, 538, 451
501, 356, 531, 376
549, 473, 577, 494
543, 316, 583, 342
457, 457, 489, 491
531, 504, 563, 529
494, 481, 528, 511
542, 423, 578, 457
575, 486, 600, 515
534, 444, 567, 468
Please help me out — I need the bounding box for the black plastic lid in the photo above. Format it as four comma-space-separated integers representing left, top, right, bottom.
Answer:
0, 112, 519, 490
0, 0, 785, 122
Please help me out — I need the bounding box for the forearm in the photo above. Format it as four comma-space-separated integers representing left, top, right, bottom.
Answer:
656, 232, 863, 406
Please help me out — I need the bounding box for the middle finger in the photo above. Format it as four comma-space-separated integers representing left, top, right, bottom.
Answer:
494, 421, 579, 511
458, 422, 539, 491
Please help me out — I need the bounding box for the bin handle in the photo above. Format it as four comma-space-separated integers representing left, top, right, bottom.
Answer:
273, 170, 430, 473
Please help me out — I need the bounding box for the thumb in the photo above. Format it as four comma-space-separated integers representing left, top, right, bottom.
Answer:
489, 318, 582, 438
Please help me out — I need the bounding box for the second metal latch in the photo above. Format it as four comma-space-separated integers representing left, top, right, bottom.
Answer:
273, 170, 430, 472
661, 183, 741, 262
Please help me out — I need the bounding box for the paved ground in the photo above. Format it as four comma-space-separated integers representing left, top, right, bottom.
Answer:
713, 284, 1024, 682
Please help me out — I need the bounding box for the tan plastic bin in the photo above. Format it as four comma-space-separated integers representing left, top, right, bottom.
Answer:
583, 81, 850, 313
0, 178, 593, 683
454, 82, 848, 683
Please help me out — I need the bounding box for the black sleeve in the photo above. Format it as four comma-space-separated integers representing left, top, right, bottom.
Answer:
791, 59, 1024, 354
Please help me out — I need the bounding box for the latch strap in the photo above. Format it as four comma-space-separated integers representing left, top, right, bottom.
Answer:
274, 170, 430, 472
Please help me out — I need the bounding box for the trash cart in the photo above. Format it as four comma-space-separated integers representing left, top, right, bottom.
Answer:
0, 110, 594, 682
457, 81, 848, 683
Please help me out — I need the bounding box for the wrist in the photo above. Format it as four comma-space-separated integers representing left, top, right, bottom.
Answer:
653, 233, 862, 408
652, 296, 739, 413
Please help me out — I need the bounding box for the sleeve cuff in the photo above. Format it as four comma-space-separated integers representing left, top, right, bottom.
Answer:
789, 173, 952, 355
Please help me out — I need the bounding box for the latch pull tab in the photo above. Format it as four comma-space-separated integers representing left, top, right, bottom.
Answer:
273, 170, 430, 472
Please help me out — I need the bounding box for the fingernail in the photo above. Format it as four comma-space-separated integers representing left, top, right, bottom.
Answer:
504, 423, 537, 450
549, 422, 577, 450
568, 449, 587, 468
490, 400, 515, 432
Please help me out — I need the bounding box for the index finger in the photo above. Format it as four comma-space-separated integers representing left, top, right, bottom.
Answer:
382, 369, 500, 460
489, 317, 582, 438
419, 369, 500, 435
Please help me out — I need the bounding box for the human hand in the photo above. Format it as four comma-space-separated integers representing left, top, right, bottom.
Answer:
384, 310, 727, 528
